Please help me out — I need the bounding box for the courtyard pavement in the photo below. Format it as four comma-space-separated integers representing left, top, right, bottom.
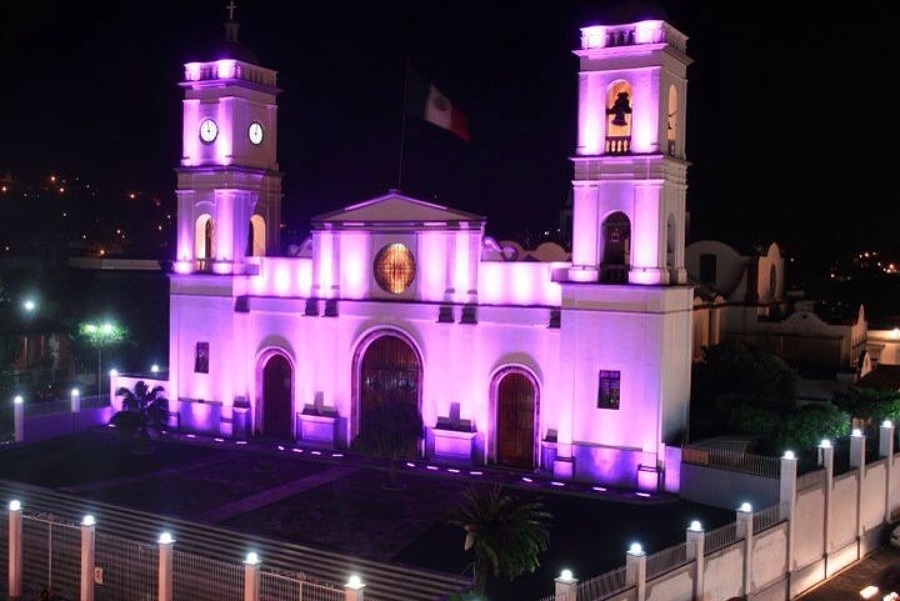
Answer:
0, 428, 736, 600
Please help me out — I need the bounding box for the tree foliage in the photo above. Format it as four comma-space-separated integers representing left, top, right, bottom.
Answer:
351, 392, 424, 489
108, 380, 169, 453
832, 386, 900, 427
447, 483, 552, 597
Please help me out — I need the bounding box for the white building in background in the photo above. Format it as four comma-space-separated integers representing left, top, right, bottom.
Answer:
164, 10, 695, 490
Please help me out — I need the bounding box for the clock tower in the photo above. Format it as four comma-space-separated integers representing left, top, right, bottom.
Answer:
173, 1, 282, 275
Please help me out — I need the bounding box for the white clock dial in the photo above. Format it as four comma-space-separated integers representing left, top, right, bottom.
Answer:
248, 122, 264, 145
199, 118, 218, 143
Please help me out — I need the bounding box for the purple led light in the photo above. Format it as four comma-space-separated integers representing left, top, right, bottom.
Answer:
235, 440, 247, 445
426, 466, 439, 471
311, 450, 322, 456
592, 486, 607, 492
551, 481, 565, 487
406, 462, 416, 468
636, 492, 651, 498
470, 471, 483, 476
522, 477, 533, 483
277, 445, 285, 451
292, 448, 303, 453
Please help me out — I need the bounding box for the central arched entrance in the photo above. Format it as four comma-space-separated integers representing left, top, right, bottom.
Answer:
261, 354, 292, 440
495, 371, 537, 469
356, 334, 421, 454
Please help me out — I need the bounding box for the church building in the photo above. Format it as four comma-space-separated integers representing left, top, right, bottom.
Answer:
165, 9, 694, 490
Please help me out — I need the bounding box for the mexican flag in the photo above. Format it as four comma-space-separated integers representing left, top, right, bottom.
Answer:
407, 67, 470, 142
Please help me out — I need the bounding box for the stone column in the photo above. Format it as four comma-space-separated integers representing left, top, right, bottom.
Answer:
13, 395, 24, 443
819, 439, 835, 575
8, 500, 23, 600
625, 543, 647, 601
736, 503, 754, 598
850, 429, 866, 544
80, 515, 95, 601
243, 553, 260, 601
345, 575, 365, 601
554, 569, 578, 601
780, 451, 798, 578
881, 421, 895, 524
686, 521, 705, 601
157, 532, 175, 601
71, 389, 81, 414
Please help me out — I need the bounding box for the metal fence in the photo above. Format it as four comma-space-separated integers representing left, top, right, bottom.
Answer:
173, 549, 244, 601
5, 513, 355, 601
753, 503, 786, 534
22, 512, 82, 601
682, 446, 781, 478
95, 530, 158, 601
704, 521, 738, 555
260, 569, 345, 601
646, 541, 688, 579
576, 565, 629, 600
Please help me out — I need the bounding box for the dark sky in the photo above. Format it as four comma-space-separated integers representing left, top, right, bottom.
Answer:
1, 1, 896, 259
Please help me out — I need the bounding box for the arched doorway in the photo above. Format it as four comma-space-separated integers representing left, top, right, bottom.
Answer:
495, 371, 536, 469
261, 354, 292, 440
356, 334, 421, 454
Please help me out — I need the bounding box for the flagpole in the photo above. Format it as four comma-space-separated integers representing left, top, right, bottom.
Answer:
397, 59, 411, 192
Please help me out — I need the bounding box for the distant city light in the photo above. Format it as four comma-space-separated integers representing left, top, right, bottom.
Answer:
151, 364, 160, 373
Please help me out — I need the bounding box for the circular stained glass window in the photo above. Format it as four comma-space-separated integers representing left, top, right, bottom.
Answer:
374, 243, 416, 294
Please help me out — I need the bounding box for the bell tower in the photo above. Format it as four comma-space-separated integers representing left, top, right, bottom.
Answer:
566, 19, 692, 286
173, 1, 283, 275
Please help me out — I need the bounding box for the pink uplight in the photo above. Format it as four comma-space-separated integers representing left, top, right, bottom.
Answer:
216, 59, 236, 79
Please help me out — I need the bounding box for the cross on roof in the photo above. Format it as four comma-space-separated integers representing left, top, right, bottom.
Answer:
226, 0, 237, 21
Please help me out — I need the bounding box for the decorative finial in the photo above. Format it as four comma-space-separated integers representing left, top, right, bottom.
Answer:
224, 0, 240, 43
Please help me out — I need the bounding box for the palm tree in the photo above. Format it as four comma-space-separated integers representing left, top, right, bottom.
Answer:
447, 483, 552, 597
108, 380, 169, 453
351, 391, 423, 490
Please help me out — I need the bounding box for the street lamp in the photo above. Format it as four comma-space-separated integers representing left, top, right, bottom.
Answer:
21, 298, 36, 370
80, 321, 125, 399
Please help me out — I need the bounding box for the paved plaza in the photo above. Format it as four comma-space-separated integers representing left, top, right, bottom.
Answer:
0, 429, 736, 600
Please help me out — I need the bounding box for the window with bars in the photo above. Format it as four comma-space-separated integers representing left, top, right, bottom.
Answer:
195, 342, 209, 373
597, 370, 620, 409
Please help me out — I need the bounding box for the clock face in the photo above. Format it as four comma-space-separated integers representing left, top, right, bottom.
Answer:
248, 122, 264, 145
199, 118, 218, 143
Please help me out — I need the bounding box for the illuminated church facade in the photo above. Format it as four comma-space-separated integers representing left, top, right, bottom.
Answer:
166, 14, 694, 489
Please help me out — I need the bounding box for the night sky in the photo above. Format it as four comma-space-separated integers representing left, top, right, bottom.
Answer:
1, 1, 895, 262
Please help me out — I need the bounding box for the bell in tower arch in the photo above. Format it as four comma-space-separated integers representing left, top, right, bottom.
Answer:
607, 91, 632, 126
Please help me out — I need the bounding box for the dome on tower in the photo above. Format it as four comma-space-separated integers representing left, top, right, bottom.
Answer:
208, 1, 260, 65
212, 38, 259, 64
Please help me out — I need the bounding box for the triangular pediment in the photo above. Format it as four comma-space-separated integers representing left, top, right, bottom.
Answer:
312, 191, 485, 227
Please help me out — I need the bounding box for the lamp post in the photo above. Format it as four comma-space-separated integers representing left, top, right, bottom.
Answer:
80, 321, 125, 399
21, 298, 36, 370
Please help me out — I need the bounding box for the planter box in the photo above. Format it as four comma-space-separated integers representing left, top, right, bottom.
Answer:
432, 427, 477, 465
298, 413, 338, 448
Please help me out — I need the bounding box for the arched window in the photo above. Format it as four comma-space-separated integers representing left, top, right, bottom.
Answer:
605, 80, 633, 154
667, 85, 678, 156
195, 214, 214, 269
600, 212, 630, 283
248, 215, 266, 256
